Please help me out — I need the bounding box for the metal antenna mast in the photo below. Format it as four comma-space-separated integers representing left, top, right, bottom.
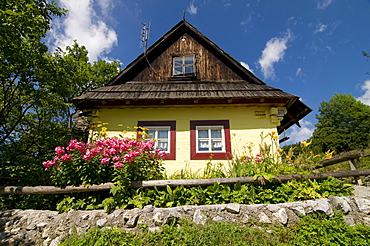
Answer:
140, 21, 157, 73
140, 22, 150, 54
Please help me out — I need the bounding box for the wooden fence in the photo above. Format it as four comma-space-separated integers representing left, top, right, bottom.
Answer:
1, 150, 369, 195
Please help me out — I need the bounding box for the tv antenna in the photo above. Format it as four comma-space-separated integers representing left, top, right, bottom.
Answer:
139, 21, 157, 74
140, 22, 150, 54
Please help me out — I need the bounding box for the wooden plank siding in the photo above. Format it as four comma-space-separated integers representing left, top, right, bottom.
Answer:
132, 34, 243, 82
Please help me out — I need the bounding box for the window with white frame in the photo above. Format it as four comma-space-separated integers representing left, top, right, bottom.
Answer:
190, 120, 231, 160
137, 121, 176, 160
173, 55, 195, 76
196, 126, 225, 152
144, 126, 170, 152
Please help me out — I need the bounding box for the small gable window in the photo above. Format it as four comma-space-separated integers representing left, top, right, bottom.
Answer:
173, 55, 195, 76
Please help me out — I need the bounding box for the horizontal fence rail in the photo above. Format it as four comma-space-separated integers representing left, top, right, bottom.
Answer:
316, 149, 364, 168
1, 169, 370, 195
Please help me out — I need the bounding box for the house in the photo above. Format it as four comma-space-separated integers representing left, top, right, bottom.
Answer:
72, 20, 311, 174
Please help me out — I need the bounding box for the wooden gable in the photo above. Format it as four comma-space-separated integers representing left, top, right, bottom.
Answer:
108, 20, 264, 85
132, 32, 244, 82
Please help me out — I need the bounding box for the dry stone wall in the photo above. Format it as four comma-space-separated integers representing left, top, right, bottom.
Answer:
1, 190, 370, 245
0, 186, 370, 246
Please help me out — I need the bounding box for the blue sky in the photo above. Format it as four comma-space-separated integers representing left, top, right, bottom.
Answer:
46, 0, 370, 145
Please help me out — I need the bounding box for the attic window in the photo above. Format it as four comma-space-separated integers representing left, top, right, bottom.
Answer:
173, 55, 195, 76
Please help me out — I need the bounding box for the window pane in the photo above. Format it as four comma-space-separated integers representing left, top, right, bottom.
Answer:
198, 140, 209, 151
174, 67, 182, 75
158, 141, 168, 151
184, 56, 194, 65
211, 129, 222, 138
184, 65, 194, 74
211, 141, 222, 151
174, 57, 182, 66
148, 130, 156, 137
198, 129, 208, 138
158, 130, 168, 139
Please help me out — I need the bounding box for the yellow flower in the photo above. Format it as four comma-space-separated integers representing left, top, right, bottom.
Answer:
118, 124, 123, 127
204, 174, 211, 179
127, 126, 131, 129
97, 124, 102, 127
103, 122, 108, 125
272, 134, 279, 140
300, 139, 312, 148
271, 130, 277, 135
325, 150, 334, 160
96, 121, 102, 124
122, 130, 127, 134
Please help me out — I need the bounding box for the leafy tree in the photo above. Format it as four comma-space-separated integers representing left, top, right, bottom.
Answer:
311, 93, 370, 153
0, 1, 121, 185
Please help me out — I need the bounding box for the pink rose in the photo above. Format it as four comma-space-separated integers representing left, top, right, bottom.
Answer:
101, 157, 110, 164
42, 160, 55, 168
112, 156, 121, 162
55, 146, 65, 155
61, 154, 72, 162
114, 162, 124, 169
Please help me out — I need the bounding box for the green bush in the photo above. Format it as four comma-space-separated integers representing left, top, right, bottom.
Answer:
98, 177, 352, 212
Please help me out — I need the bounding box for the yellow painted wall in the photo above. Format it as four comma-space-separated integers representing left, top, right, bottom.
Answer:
92, 106, 281, 175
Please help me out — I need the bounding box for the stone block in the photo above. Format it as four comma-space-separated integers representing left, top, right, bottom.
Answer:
193, 209, 207, 225
226, 203, 240, 214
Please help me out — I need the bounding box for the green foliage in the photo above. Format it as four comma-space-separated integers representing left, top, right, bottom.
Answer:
100, 177, 352, 211
0, 194, 63, 211
56, 194, 104, 213
60, 215, 370, 246
0, 1, 121, 187
312, 93, 370, 153
285, 213, 370, 245
0, 0, 66, 185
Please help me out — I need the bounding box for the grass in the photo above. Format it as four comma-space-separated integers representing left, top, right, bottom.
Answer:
61, 214, 370, 246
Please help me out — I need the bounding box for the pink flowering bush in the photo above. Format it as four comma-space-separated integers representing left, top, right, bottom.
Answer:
43, 137, 165, 187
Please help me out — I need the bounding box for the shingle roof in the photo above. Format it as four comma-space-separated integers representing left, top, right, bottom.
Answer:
73, 81, 297, 101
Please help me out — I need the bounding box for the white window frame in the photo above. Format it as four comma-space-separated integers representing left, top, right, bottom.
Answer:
173, 55, 195, 76
143, 126, 171, 153
195, 125, 225, 153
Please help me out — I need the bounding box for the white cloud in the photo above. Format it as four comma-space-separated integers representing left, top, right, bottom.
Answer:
356, 80, 370, 105
240, 15, 252, 26
258, 30, 292, 80
295, 68, 303, 76
97, 0, 114, 18
240, 61, 254, 74
317, 0, 332, 9
285, 120, 315, 145
314, 23, 327, 34
47, 0, 118, 61
187, 0, 198, 15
